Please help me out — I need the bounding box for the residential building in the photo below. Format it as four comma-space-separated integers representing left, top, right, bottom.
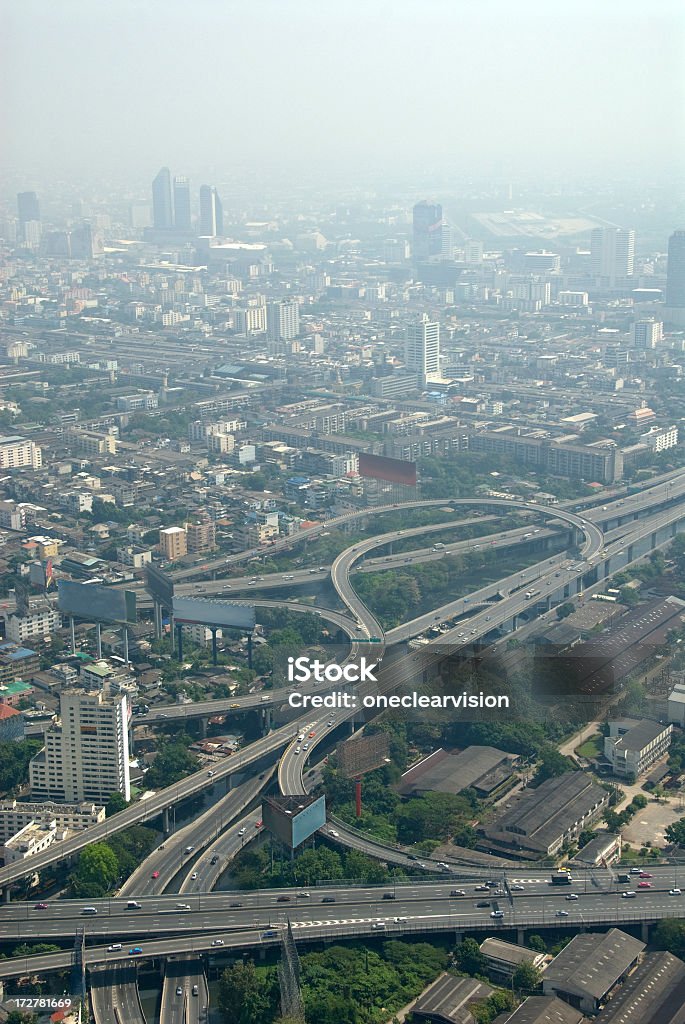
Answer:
0, 704, 24, 743
29, 689, 131, 803
65, 428, 119, 456
159, 526, 187, 561
0, 799, 105, 842
152, 167, 173, 230
0, 642, 40, 686
199, 184, 223, 237
603, 718, 672, 778
631, 319, 663, 349
542, 929, 644, 1016
370, 373, 418, 399
590, 228, 635, 283
0, 679, 34, 708
405, 316, 440, 383
668, 682, 685, 726
234, 305, 267, 334
116, 546, 152, 569
267, 299, 300, 349
2, 821, 58, 862
0, 435, 43, 470
640, 424, 678, 452
207, 431, 235, 454
6, 603, 61, 644
17, 191, 40, 236
115, 392, 159, 411
185, 518, 216, 553
482, 771, 609, 858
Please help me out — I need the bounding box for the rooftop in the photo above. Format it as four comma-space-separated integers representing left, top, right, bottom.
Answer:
593, 951, 685, 1024
544, 929, 645, 1001
412, 972, 494, 1024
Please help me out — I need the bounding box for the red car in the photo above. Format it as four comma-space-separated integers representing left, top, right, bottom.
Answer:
34, 903, 48, 910
151, 870, 160, 879
255, 820, 263, 828
639, 871, 653, 878
309, 731, 316, 738
638, 881, 652, 888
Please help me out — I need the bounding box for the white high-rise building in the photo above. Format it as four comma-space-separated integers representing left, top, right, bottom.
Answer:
405, 316, 440, 383
631, 319, 663, 349
30, 690, 131, 804
590, 228, 635, 283
0, 435, 42, 470
267, 299, 300, 351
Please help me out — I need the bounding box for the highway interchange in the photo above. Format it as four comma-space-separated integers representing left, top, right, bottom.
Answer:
4, 471, 685, 1021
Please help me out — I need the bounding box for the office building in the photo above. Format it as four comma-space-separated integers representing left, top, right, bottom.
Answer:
0, 435, 43, 470
5, 602, 61, 645
666, 230, 685, 308
590, 228, 635, 283
266, 299, 300, 347
405, 316, 440, 383
413, 201, 444, 262
173, 176, 192, 231
631, 318, 663, 349
199, 185, 223, 236
17, 191, 41, 246
152, 166, 173, 230
159, 525, 187, 560
603, 718, 672, 778
29, 689, 131, 803
640, 424, 678, 452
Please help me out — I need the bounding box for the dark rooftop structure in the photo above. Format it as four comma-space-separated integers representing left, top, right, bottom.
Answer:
483, 771, 609, 857
593, 951, 685, 1024
542, 928, 645, 1015
411, 972, 494, 1024
398, 745, 517, 798
496, 995, 584, 1024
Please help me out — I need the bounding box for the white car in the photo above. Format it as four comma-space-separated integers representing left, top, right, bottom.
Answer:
294, 747, 301, 754
565, 893, 579, 901
556, 909, 569, 917
191, 872, 198, 880
669, 888, 682, 895
329, 829, 339, 838
212, 938, 225, 946
297, 892, 311, 898
238, 827, 247, 836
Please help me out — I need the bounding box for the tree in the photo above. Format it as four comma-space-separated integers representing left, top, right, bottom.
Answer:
534, 746, 574, 785
556, 602, 575, 620
512, 960, 542, 993
653, 919, 685, 959
70, 843, 119, 897
6, 1012, 39, 1024
217, 961, 276, 1024
454, 937, 487, 976
665, 817, 685, 846
527, 935, 547, 953
12, 943, 60, 957
105, 792, 128, 817
145, 742, 198, 788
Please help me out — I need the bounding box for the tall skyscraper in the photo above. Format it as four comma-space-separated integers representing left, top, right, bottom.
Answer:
590, 228, 635, 283
665, 230, 685, 308
199, 185, 223, 236
17, 191, 41, 245
152, 167, 173, 230
267, 299, 300, 348
29, 689, 131, 803
174, 176, 192, 231
413, 201, 444, 262
405, 315, 440, 383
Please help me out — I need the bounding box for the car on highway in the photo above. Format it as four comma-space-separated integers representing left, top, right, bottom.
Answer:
127, 900, 142, 909
490, 910, 504, 918
238, 827, 247, 836
621, 891, 637, 898
372, 922, 386, 929
302, 743, 309, 751
107, 944, 122, 952
212, 939, 225, 946
176, 903, 191, 911
328, 829, 339, 838
262, 930, 278, 938
474, 885, 489, 891
394, 916, 407, 922
276, 895, 292, 902
294, 747, 301, 754
638, 881, 652, 888
630, 867, 642, 874
129, 947, 143, 955
382, 893, 396, 900
669, 889, 682, 895
322, 896, 336, 903
34, 903, 48, 910
185, 845, 194, 854
207, 770, 215, 777
176, 987, 183, 996
510, 884, 525, 891
556, 910, 569, 917
297, 891, 311, 898
255, 820, 263, 828
639, 871, 653, 878
229, 901, 242, 908
191, 872, 198, 880
151, 870, 160, 879
493, 889, 505, 897
309, 731, 316, 738
211, 855, 219, 865
193, 985, 199, 996
565, 894, 579, 901
231, 703, 240, 708
476, 901, 490, 908
450, 889, 465, 896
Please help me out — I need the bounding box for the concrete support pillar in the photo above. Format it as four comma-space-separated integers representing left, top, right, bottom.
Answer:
211, 628, 218, 666
96, 621, 102, 660
349, 718, 356, 735
154, 602, 163, 640
162, 807, 171, 834
226, 774, 233, 791
122, 627, 129, 664
517, 928, 525, 946
3, 888, 11, 903
198, 717, 207, 739
641, 922, 650, 943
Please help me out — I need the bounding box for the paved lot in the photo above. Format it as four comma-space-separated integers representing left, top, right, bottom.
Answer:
622, 795, 685, 848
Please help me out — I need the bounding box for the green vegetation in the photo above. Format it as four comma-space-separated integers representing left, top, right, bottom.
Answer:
604, 793, 648, 833
231, 843, 398, 890
144, 740, 199, 788
0, 739, 42, 796
219, 941, 449, 1024
653, 918, 685, 958
575, 734, 604, 758
665, 817, 685, 846
69, 825, 158, 896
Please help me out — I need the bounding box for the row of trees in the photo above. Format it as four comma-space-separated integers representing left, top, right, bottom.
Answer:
69, 825, 158, 897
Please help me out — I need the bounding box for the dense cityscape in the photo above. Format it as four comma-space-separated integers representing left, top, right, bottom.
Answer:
3, 2, 685, 1024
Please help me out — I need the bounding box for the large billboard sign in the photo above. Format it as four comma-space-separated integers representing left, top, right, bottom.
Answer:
263, 795, 327, 849
145, 564, 175, 607
172, 596, 256, 630
337, 732, 390, 778
358, 453, 417, 486
57, 580, 137, 624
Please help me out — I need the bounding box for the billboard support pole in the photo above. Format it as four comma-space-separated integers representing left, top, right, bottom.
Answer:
247, 633, 253, 669
355, 778, 362, 818
122, 626, 129, 664
177, 624, 183, 662
154, 601, 162, 640
70, 616, 76, 655
96, 622, 102, 660
211, 628, 218, 666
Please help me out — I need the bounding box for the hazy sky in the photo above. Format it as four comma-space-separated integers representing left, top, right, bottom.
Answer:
4, 0, 685, 185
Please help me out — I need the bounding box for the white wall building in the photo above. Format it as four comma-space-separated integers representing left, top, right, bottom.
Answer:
0, 435, 42, 470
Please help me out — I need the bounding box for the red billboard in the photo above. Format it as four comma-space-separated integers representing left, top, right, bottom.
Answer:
358, 453, 417, 486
